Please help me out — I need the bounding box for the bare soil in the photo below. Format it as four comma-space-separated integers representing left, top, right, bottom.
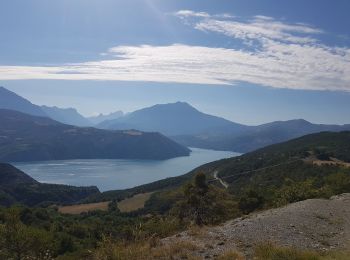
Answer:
58, 192, 153, 214
58, 201, 109, 214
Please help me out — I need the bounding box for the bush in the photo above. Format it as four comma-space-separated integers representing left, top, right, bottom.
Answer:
172, 172, 239, 225
238, 190, 264, 214
0, 208, 54, 259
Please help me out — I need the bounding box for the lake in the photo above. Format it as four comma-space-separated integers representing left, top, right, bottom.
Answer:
13, 148, 239, 191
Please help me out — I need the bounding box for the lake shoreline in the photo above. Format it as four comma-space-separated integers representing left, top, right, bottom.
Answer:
13, 148, 240, 192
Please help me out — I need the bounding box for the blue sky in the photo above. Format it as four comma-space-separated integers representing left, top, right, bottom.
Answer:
0, 0, 349, 125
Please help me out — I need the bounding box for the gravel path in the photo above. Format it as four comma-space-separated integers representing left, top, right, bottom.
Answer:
162, 193, 350, 259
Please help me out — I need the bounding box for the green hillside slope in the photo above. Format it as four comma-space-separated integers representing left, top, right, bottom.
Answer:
0, 163, 100, 206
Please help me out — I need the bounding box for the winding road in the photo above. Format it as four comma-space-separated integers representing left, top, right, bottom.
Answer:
213, 170, 228, 189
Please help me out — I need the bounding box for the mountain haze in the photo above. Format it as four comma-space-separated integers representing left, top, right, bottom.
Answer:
41, 105, 92, 126
2, 86, 350, 154
0, 86, 47, 117
98, 102, 247, 136
96, 100, 350, 153
88, 111, 124, 125
174, 119, 350, 152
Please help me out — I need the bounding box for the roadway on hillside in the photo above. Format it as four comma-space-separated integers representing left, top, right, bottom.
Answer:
213, 170, 229, 189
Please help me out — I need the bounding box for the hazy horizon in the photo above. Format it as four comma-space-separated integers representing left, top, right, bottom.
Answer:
3, 85, 350, 126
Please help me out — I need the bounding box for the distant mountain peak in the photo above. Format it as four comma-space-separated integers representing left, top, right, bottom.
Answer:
141, 101, 199, 113
98, 101, 246, 136
290, 119, 311, 124
88, 110, 124, 125
174, 101, 191, 106
41, 105, 91, 127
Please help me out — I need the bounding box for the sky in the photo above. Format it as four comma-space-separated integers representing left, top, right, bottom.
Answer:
0, 0, 349, 125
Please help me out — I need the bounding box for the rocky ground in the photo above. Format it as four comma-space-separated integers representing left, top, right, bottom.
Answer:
162, 194, 350, 259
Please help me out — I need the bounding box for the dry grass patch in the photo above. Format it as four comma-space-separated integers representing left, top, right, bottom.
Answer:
58, 192, 152, 215
254, 243, 350, 260
217, 250, 245, 260
254, 242, 320, 260
117, 192, 152, 213
58, 201, 109, 214
93, 239, 200, 260
187, 225, 208, 238
320, 251, 350, 260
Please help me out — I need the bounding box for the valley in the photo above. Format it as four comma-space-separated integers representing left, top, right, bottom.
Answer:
1, 2, 350, 259
1, 127, 350, 259
1, 86, 350, 259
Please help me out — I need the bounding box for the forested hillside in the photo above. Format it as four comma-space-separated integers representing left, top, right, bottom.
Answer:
0, 109, 190, 162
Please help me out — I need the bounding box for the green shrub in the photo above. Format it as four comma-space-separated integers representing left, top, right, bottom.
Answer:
171, 172, 239, 225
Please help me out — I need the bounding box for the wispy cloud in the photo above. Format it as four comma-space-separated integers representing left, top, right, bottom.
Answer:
0, 11, 349, 92
173, 10, 234, 19
182, 11, 323, 44
174, 10, 210, 18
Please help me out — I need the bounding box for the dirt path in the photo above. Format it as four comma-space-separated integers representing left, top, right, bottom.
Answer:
212, 170, 228, 189
162, 193, 350, 259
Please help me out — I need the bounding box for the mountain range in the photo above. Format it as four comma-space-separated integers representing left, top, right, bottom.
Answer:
97, 102, 350, 153
0, 109, 190, 162
172, 118, 350, 152
41, 105, 92, 126
0, 86, 123, 127
2, 86, 350, 153
87, 111, 124, 125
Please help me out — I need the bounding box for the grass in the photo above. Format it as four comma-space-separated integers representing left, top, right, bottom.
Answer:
93, 239, 200, 260
117, 192, 152, 213
217, 250, 245, 260
254, 243, 320, 260
320, 250, 350, 260
254, 242, 350, 260
92, 238, 350, 260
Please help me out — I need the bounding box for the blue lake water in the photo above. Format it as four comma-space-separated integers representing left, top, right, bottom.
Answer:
13, 148, 239, 192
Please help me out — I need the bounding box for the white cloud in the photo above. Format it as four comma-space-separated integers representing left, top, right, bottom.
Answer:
0, 11, 349, 92
173, 9, 235, 20
174, 10, 210, 18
